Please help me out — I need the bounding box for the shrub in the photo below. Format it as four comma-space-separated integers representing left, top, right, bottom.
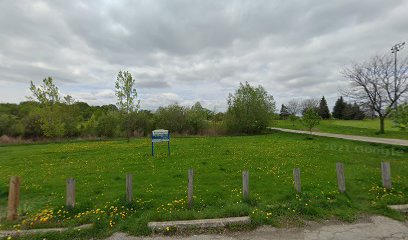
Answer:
154, 104, 187, 133
226, 82, 275, 134
186, 102, 209, 134
392, 104, 408, 130
97, 111, 120, 137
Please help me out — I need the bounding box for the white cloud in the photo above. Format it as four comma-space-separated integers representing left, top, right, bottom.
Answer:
141, 93, 183, 110
71, 89, 116, 105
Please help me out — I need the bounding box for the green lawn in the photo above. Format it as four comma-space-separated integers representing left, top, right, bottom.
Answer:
0, 133, 407, 239
275, 119, 408, 140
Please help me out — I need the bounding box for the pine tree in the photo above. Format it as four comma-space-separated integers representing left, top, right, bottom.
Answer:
318, 96, 331, 119
279, 104, 290, 119
335, 100, 365, 120
332, 96, 346, 119
351, 103, 365, 120
342, 103, 354, 120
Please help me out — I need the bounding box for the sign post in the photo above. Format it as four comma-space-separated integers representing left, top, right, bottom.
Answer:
152, 129, 170, 156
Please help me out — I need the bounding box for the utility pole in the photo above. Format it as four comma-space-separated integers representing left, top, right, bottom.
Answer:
391, 42, 406, 113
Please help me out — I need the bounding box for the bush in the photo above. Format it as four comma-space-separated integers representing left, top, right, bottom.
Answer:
22, 108, 43, 138
39, 106, 66, 138
127, 110, 154, 137
0, 113, 24, 137
226, 82, 275, 134
154, 104, 187, 133
97, 111, 120, 137
81, 113, 99, 137
186, 102, 209, 134
392, 104, 408, 130
60, 104, 82, 137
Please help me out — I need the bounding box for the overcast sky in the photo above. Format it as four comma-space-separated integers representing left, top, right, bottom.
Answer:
0, 0, 407, 111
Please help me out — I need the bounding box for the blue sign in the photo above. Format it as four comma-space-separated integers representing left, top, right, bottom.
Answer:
152, 129, 170, 142
152, 129, 170, 156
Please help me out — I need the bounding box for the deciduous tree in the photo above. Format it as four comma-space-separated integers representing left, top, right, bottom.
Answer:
342, 55, 408, 133
115, 71, 140, 141
29, 77, 65, 138
226, 82, 275, 134
187, 102, 209, 134
154, 104, 187, 133
301, 98, 319, 115
302, 108, 321, 135
286, 99, 301, 116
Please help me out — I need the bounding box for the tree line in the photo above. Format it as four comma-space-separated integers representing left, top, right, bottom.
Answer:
278, 52, 408, 134
279, 96, 365, 120
0, 76, 276, 140
0, 94, 224, 139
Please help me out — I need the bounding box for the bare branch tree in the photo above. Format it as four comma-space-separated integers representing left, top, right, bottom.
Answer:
300, 98, 319, 114
342, 55, 408, 133
286, 99, 301, 116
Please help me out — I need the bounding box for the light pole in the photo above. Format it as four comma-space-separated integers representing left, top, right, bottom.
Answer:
391, 42, 405, 113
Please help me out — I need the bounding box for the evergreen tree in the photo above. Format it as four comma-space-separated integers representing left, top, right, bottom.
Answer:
332, 96, 346, 119
318, 96, 331, 119
351, 103, 365, 120
342, 102, 365, 120
279, 104, 290, 119
342, 103, 354, 120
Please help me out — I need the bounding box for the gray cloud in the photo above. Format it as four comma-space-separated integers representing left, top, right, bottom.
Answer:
137, 80, 171, 89
0, 0, 407, 110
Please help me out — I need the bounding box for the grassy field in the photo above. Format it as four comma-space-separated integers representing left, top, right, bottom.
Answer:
0, 133, 407, 239
275, 119, 408, 140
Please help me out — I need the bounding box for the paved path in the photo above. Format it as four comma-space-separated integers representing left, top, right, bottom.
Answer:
106, 216, 408, 240
270, 127, 408, 147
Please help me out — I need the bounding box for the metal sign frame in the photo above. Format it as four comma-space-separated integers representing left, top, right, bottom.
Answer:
151, 129, 170, 156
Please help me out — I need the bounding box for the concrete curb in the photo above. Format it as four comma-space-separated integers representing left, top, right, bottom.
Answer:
148, 216, 250, 231
388, 204, 408, 213
0, 223, 93, 238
